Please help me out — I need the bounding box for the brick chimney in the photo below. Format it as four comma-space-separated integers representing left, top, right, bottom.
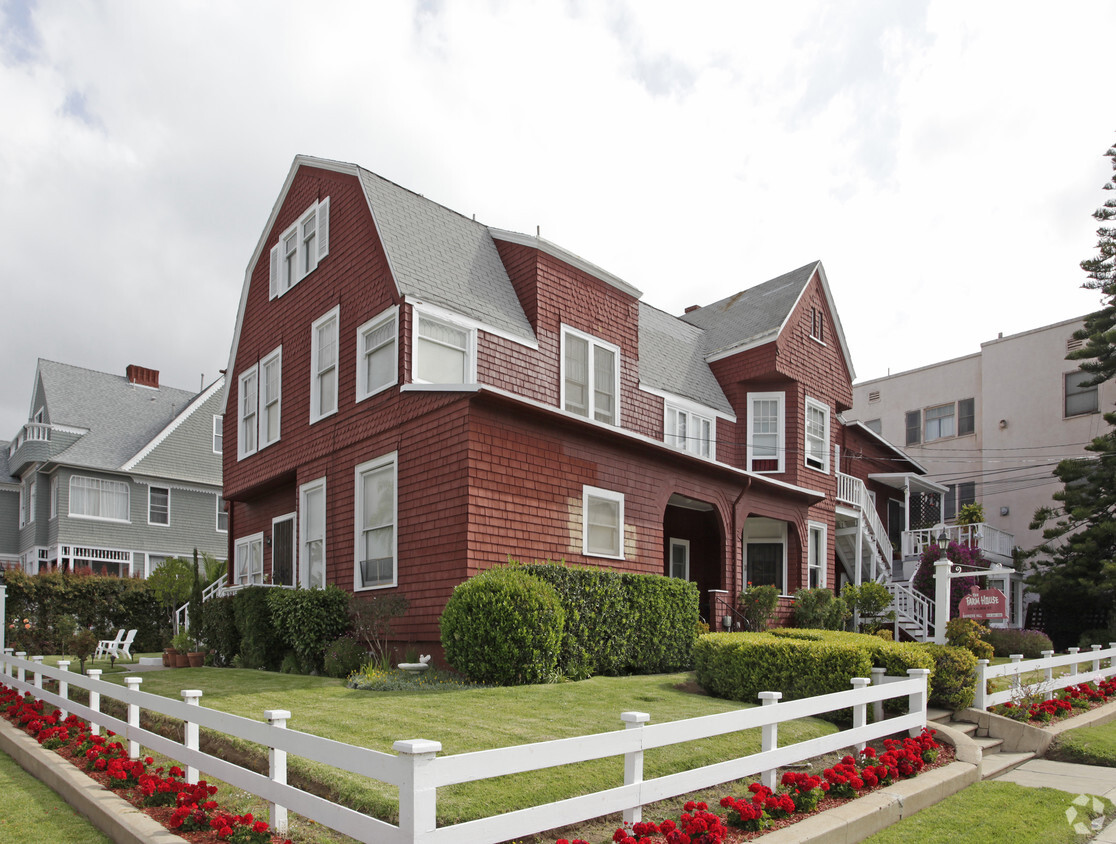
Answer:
126, 365, 160, 388
685, 305, 701, 314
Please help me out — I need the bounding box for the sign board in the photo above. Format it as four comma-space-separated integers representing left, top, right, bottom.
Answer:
957, 585, 1007, 620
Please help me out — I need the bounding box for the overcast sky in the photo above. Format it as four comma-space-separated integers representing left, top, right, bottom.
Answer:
2, 0, 1113, 442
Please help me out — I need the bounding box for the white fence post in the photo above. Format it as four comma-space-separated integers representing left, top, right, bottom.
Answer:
850, 678, 870, 753
1110, 643, 1116, 671
870, 667, 886, 724
124, 677, 143, 760
621, 711, 650, 825
181, 689, 203, 784
1068, 647, 1081, 680
1092, 645, 1103, 674
758, 691, 782, 791
1009, 654, 1023, 698
1041, 650, 1055, 701
16, 652, 26, 683
3, 648, 13, 677
86, 669, 102, 735
907, 668, 930, 735
31, 656, 43, 690
57, 660, 70, 720
265, 709, 291, 836
974, 659, 989, 710
394, 739, 442, 844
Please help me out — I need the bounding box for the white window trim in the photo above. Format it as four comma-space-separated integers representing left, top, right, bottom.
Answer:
260, 346, 282, 448
235, 532, 264, 586
560, 325, 622, 426
299, 477, 327, 589
924, 402, 956, 442
669, 537, 690, 580
68, 476, 131, 524
808, 521, 827, 589
237, 364, 259, 460
354, 452, 399, 592
743, 518, 789, 597
665, 402, 714, 459
582, 485, 625, 560
746, 391, 785, 474
213, 415, 223, 455
216, 495, 228, 533
310, 306, 340, 423
148, 486, 170, 527
269, 196, 330, 299
411, 305, 478, 386
804, 397, 830, 473
356, 306, 399, 401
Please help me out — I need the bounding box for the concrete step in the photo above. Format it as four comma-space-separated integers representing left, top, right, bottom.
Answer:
926, 708, 953, 723
971, 735, 1004, 755
981, 750, 1035, 780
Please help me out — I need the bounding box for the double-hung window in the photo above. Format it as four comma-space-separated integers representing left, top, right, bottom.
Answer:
213, 415, 223, 454
300, 478, 326, 588
149, 487, 169, 526
49, 476, 58, 520
357, 307, 398, 400
20, 478, 35, 526
665, 404, 713, 458
69, 476, 130, 522
562, 327, 619, 425
583, 486, 624, 559
924, 404, 955, 441
414, 310, 474, 385
355, 453, 397, 590
234, 533, 264, 586
1066, 371, 1099, 417
238, 367, 258, 458
807, 522, 826, 588
216, 496, 228, 533
311, 307, 339, 422
269, 197, 330, 299
747, 392, 784, 473
804, 398, 830, 472
237, 346, 281, 458
260, 348, 282, 447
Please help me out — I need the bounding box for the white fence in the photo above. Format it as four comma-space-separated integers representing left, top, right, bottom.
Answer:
974, 644, 1116, 710
0, 649, 929, 844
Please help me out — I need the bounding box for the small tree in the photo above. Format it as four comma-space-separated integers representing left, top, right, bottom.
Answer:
72, 629, 98, 675
738, 584, 780, 631
147, 556, 196, 630
842, 581, 894, 634
350, 593, 408, 668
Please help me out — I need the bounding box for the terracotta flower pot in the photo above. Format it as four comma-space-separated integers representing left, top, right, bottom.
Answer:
187, 652, 205, 668
163, 648, 178, 667
174, 652, 189, 668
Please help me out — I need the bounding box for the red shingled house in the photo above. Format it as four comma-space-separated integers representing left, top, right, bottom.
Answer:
220, 155, 927, 650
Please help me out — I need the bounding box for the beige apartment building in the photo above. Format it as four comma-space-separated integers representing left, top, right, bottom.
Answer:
847, 315, 1115, 564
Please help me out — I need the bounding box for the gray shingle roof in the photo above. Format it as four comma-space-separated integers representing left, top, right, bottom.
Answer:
638, 304, 733, 415
680, 261, 819, 357
358, 168, 536, 344
35, 360, 199, 471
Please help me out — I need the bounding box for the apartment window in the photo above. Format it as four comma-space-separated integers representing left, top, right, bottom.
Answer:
747, 392, 785, 473
216, 496, 228, 533
311, 307, 339, 422
958, 398, 975, 436
357, 307, 398, 400
261, 348, 282, 447
269, 197, 330, 299
583, 486, 624, 559
234, 533, 264, 586
747, 544, 784, 592
238, 366, 258, 458
804, 398, 830, 472
808, 522, 826, 588
20, 478, 35, 526
943, 482, 976, 521
924, 404, 955, 441
355, 453, 397, 590
69, 476, 130, 522
414, 311, 474, 385
213, 415, 223, 454
864, 419, 882, 435
905, 410, 921, 446
300, 478, 326, 589
810, 307, 825, 342
562, 327, 619, 425
1066, 371, 1099, 417
49, 476, 58, 520
148, 487, 169, 526
665, 405, 713, 458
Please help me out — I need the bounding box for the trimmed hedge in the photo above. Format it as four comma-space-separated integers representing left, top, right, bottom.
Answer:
441, 566, 566, 685
694, 629, 973, 713
198, 595, 239, 667
987, 627, 1055, 659
268, 585, 351, 674
231, 587, 285, 670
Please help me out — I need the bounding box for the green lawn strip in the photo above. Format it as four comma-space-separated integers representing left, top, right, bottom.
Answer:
1049, 719, 1116, 766
96, 669, 838, 827
0, 748, 113, 844
862, 782, 1111, 844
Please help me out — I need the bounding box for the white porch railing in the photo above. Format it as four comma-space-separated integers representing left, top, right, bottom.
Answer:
836, 472, 892, 576
8, 422, 50, 457
174, 573, 228, 634
886, 581, 933, 641
0, 649, 931, 844
973, 644, 1116, 710
901, 524, 1014, 564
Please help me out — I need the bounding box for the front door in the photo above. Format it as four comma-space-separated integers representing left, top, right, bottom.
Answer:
272, 515, 294, 586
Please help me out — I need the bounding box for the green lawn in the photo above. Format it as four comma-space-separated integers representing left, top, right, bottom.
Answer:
91, 668, 838, 830
1050, 718, 1116, 767
0, 749, 112, 843
862, 781, 1111, 844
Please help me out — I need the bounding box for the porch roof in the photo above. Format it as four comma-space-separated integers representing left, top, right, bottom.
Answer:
867, 472, 949, 495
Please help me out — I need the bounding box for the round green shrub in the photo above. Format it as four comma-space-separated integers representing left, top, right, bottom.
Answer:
324, 636, 368, 678
987, 627, 1055, 658
440, 566, 565, 685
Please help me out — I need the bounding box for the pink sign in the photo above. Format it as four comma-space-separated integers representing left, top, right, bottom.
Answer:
958, 585, 1007, 620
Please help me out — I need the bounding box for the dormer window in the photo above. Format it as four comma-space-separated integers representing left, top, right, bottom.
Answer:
269, 197, 330, 299
666, 404, 713, 459
561, 326, 619, 426
412, 308, 476, 385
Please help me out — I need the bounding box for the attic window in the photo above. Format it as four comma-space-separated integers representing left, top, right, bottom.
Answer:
269, 197, 330, 299
810, 308, 825, 342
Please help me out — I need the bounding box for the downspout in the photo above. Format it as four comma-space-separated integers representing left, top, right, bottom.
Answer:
731, 478, 752, 620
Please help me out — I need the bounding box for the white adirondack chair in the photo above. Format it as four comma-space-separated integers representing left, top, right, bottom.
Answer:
94, 628, 125, 660
109, 628, 138, 662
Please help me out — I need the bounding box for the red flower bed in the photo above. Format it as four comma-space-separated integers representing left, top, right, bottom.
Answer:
0, 683, 290, 844
992, 677, 1116, 724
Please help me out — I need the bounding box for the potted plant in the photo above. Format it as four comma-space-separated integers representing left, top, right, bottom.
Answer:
171, 630, 192, 667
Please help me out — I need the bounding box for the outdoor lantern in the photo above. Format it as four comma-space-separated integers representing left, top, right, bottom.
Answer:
937, 529, 949, 557
722, 615, 733, 631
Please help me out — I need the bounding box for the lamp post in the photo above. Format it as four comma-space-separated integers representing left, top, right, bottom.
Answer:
933, 528, 951, 644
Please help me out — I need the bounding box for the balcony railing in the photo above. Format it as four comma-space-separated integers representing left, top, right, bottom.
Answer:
8, 423, 50, 458
835, 472, 892, 573
901, 524, 1015, 566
